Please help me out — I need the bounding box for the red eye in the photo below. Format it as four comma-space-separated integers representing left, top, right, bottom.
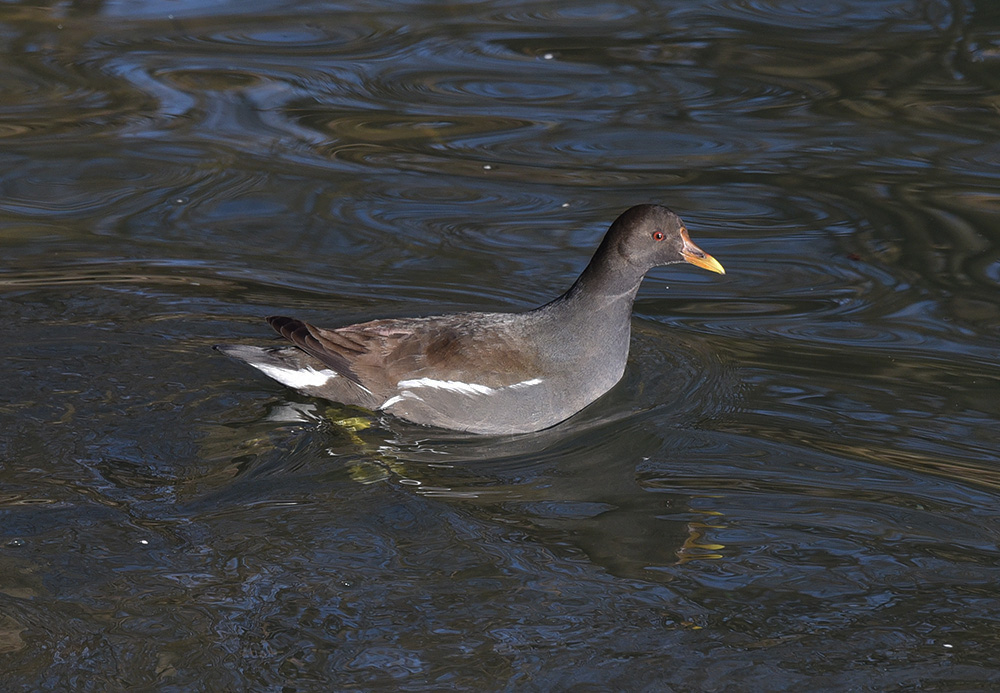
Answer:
652, 231, 664, 241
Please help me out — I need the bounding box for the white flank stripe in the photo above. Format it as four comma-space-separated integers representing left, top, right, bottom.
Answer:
379, 391, 422, 410
509, 378, 544, 389
255, 364, 338, 389
396, 378, 497, 396
379, 395, 405, 409
394, 377, 544, 396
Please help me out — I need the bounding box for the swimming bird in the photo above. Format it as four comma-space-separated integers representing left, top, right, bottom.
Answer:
216, 204, 724, 434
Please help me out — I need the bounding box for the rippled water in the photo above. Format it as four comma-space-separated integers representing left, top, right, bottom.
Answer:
3, 0, 1000, 689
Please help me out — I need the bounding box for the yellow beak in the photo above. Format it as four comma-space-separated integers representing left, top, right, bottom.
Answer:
680, 229, 725, 275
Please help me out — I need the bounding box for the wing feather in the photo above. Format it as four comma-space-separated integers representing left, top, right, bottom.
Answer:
267, 312, 543, 395
266, 316, 365, 386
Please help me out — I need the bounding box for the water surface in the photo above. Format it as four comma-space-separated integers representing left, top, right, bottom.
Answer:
2, 0, 1000, 689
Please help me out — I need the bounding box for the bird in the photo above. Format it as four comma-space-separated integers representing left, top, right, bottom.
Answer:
216, 204, 724, 435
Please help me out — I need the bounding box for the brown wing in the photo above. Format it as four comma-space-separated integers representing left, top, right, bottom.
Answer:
266, 316, 366, 387
267, 313, 542, 395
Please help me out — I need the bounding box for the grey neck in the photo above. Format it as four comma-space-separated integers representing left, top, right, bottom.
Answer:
537, 248, 649, 331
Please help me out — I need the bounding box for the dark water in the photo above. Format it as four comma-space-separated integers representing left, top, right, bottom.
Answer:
3, 0, 1000, 689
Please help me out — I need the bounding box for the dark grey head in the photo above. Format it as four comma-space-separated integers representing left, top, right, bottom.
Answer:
556, 204, 724, 306
602, 204, 725, 275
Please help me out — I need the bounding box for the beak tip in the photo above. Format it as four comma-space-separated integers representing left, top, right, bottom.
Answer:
682, 251, 726, 276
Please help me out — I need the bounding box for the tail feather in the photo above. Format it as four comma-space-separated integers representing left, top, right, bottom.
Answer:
214, 344, 379, 408
266, 315, 364, 387
214, 344, 322, 371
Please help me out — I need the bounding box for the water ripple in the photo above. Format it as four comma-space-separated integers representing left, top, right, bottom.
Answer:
677, 0, 960, 35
